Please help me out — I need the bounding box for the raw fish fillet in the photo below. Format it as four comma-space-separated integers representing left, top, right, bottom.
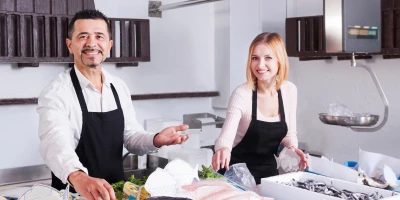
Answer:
182, 180, 233, 191
203, 190, 273, 200
193, 185, 233, 199
182, 180, 273, 200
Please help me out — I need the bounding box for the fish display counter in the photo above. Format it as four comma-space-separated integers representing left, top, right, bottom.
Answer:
260, 172, 399, 200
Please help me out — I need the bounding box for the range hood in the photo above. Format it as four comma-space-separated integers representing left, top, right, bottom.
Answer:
324, 0, 381, 53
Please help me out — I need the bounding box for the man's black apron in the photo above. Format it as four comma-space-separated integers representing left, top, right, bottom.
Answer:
51, 68, 125, 191
219, 85, 288, 184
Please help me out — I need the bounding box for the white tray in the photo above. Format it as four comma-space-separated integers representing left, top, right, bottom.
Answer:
260, 172, 399, 200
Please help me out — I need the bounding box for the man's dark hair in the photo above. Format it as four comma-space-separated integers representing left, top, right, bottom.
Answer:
67, 9, 112, 39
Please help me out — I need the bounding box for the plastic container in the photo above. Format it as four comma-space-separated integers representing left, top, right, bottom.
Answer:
306, 155, 358, 183
344, 161, 358, 169
123, 182, 151, 200
305, 169, 326, 177
260, 172, 399, 200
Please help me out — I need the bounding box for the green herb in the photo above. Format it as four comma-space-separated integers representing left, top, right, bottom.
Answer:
198, 165, 223, 179
129, 174, 148, 186
110, 175, 149, 200
115, 191, 124, 200
111, 180, 125, 200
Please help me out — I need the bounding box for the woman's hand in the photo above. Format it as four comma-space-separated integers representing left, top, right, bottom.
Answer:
289, 146, 308, 170
212, 147, 231, 171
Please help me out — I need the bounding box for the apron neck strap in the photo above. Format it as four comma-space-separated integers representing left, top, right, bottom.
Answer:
252, 84, 258, 120
110, 84, 122, 110
70, 68, 123, 112
70, 68, 89, 113
252, 83, 286, 122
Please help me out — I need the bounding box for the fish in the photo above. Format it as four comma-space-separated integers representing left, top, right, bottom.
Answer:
182, 180, 233, 191
202, 189, 273, 200
182, 180, 272, 200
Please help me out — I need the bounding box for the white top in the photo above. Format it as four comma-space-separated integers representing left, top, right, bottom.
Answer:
214, 81, 299, 152
37, 66, 158, 184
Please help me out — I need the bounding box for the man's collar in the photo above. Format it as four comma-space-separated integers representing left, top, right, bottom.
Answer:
73, 66, 113, 90
101, 68, 113, 88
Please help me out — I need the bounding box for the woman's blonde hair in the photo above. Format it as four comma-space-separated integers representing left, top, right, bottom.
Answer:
246, 32, 289, 91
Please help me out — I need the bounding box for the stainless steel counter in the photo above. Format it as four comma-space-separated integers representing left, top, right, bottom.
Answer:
0, 165, 51, 186
0, 165, 51, 198
0, 179, 51, 199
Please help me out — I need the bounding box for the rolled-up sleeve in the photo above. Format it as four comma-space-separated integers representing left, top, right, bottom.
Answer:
280, 84, 299, 148
214, 87, 245, 152
118, 81, 159, 155
37, 85, 88, 184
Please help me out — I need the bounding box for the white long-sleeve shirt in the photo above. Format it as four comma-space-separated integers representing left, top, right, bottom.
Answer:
214, 81, 299, 152
37, 66, 158, 184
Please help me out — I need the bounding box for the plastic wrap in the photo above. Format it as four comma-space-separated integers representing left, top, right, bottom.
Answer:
327, 101, 354, 117
274, 147, 300, 172
223, 163, 257, 192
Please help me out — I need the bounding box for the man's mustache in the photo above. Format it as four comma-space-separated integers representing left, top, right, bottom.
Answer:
81, 47, 103, 54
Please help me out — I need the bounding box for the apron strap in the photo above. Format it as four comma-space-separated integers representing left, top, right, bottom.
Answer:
70, 68, 89, 113
251, 84, 258, 120
277, 89, 286, 122
71, 68, 122, 112
252, 83, 286, 122
110, 84, 122, 110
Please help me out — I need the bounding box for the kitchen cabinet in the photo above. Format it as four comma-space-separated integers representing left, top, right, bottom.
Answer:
0, 0, 150, 67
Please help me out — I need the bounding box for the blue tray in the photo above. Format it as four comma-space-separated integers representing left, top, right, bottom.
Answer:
344, 161, 358, 168
305, 169, 327, 177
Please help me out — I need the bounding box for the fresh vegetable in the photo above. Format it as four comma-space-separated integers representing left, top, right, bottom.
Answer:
129, 174, 148, 186
111, 180, 125, 200
115, 191, 124, 200
198, 165, 223, 179
111, 175, 149, 200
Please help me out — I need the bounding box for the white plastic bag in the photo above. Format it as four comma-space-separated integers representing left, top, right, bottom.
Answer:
274, 147, 300, 172
327, 101, 354, 116
224, 163, 257, 193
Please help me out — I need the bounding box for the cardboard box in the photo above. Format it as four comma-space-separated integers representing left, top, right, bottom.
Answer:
260, 172, 399, 200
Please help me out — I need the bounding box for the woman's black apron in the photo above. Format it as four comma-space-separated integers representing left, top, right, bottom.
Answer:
219, 86, 287, 184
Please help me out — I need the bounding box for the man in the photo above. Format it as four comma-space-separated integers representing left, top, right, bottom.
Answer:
37, 9, 189, 200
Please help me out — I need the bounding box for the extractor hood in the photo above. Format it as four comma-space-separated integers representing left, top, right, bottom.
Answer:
324, 0, 381, 53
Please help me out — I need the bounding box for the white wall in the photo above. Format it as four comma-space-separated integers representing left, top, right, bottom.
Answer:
213, 0, 261, 108
266, 0, 400, 164
261, 0, 287, 39
0, 0, 216, 169
291, 58, 400, 164
286, 0, 323, 18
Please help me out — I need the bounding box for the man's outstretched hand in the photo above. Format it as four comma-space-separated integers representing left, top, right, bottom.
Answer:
153, 124, 189, 147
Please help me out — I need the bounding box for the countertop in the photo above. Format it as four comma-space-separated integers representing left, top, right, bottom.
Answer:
0, 179, 51, 199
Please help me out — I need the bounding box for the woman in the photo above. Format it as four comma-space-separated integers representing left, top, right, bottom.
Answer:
212, 32, 307, 184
